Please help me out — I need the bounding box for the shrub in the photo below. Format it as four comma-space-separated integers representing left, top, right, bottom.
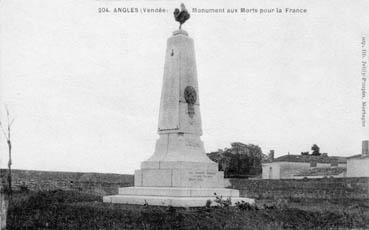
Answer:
263, 203, 277, 210
276, 199, 288, 210
235, 200, 258, 211
214, 193, 232, 208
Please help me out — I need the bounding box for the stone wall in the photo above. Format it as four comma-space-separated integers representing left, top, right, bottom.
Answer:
228, 177, 369, 200
0, 169, 134, 196
2, 169, 368, 201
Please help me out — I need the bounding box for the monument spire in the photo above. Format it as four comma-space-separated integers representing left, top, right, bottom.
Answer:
144, 24, 210, 165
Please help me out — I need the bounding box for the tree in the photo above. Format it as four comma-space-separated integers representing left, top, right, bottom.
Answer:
207, 142, 265, 178
301, 151, 309, 156
311, 144, 321, 156
207, 150, 223, 163
0, 107, 14, 197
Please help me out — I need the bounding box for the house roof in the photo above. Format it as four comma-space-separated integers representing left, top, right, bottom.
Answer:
270, 154, 347, 164
294, 167, 346, 177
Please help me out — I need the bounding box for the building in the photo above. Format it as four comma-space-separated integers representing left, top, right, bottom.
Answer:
293, 167, 346, 179
346, 140, 369, 177
262, 152, 347, 179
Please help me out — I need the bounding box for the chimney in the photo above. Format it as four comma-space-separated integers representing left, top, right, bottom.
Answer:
269, 150, 275, 161
362, 140, 369, 156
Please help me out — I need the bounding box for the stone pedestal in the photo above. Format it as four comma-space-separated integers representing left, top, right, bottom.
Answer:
103, 29, 254, 207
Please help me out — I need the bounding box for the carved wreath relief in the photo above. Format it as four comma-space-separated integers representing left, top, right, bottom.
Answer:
184, 86, 197, 118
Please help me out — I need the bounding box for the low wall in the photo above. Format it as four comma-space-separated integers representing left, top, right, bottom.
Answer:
228, 177, 369, 200
2, 169, 368, 201
0, 169, 134, 196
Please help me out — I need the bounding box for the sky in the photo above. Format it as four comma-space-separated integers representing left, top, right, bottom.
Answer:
0, 0, 369, 174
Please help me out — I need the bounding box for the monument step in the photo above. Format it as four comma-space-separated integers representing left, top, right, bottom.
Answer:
118, 186, 239, 197
103, 194, 255, 207
134, 168, 225, 188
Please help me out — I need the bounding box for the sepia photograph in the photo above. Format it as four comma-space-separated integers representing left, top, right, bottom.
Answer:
0, 0, 369, 229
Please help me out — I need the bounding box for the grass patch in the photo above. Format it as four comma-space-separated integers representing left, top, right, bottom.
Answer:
5, 190, 369, 229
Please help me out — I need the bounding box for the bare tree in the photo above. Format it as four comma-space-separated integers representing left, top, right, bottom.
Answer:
0, 107, 14, 197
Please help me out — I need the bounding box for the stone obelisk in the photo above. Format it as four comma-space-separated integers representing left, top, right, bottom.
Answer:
103, 5, 254, 206
135, 29, 225, 189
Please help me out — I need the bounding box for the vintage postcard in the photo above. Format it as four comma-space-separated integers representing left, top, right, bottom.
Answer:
0, 0, 368, 229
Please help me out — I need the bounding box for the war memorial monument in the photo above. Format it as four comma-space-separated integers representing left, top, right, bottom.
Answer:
103, 4, 254, 207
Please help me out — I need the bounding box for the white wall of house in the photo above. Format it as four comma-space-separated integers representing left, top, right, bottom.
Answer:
262, 161, 349, 179
262, 162, 310, 179
347, 158, 369, 177
279, 162, 310, 179
262, 163, 280, 179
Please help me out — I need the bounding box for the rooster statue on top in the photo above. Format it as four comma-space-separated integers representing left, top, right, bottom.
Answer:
173, 3, 190, 30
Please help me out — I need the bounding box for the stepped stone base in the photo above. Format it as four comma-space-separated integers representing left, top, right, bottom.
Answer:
103, 187, 255, 207
103, 161, 255, 207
